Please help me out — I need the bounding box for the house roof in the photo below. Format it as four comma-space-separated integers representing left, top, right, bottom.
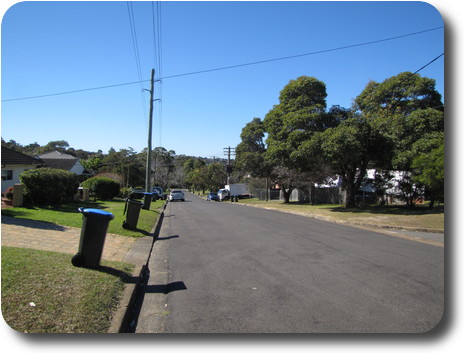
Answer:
1, 146, 45, 166
40, 158, 79, 171
38, 151, 77, 159
37, 150, 89, 174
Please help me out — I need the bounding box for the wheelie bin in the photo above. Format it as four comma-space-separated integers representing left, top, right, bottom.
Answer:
142, 192, 154, 210
122, 198, 143, 230
71, 208, 114, 268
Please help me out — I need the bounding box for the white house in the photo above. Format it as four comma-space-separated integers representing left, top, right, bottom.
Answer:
37, 151, 87, 175
1, 146, 44, 193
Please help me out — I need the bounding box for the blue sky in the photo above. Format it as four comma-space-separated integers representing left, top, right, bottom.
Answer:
1, 1, 445, 158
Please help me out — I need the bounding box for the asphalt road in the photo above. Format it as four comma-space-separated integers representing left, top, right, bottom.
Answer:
135, 191, 444, 333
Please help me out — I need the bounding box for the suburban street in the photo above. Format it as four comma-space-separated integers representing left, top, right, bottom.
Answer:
135, 191, 444, 333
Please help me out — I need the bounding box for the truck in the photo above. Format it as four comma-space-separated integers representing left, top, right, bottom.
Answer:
217, 184, 250, 201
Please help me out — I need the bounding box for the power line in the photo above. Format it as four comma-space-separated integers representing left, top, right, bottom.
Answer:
152, 1, 163, 147
1, 80, 151, 102
160, 26, 444, 80
127, 1, 148, 121
2, 26, 443, 102
413, 52, 444, 75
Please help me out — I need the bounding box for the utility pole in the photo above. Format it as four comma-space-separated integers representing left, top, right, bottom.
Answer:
145, 69, 155, 192
223, 146, 235, 185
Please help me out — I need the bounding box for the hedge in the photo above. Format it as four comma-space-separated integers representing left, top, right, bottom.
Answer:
81, 176, 120, 200
19, 168, 78, 205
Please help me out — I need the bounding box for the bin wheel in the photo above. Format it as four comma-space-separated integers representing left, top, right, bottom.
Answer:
72, 253, 86, 267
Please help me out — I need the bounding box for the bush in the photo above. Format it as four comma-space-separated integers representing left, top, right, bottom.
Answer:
19, 168, 78, 205
119, 187, 132, 199
94, 172, 124, 185
4, 186, 14, 200
81, 176, 120, 200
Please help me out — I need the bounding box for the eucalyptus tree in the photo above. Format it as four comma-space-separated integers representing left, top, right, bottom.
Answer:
263, 76, 333, 202
235, 118, 269, 177
354, 72, 444, 206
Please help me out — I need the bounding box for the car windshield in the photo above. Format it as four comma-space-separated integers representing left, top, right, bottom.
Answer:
210, 193, 217, 195
172, 190, 181, 193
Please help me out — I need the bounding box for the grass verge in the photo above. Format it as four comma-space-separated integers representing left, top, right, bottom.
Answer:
1, 198, 165, 237
1, 246, 134, 333
238, 199, 444, 232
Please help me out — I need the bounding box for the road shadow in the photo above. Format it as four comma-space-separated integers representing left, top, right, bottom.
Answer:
156, 235, 179, 241
144, 281, 187, 294
125, 280, 187, 332
1, 215, 67, 231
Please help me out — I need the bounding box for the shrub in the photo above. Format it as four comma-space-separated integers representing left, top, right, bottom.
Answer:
4, 186, 14, 200
94, 172, 124, 185
81, 177, 120, 200
119, 187, 132, 199
19, 168, 78, 205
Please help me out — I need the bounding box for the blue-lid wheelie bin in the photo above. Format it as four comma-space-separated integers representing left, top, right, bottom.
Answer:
142, 192, 154, 210
122, 198, 143, 230
72, 208, 114, 268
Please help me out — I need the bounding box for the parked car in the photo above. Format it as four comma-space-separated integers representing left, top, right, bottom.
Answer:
130, 189, 145, 200
168, 189, 185, 202
152, 186, 166, 200
206, 192, 219, 201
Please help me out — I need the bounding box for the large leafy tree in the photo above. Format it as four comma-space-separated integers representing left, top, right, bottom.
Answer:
100, 147, 144, 187
235, 117, 270, 178
263, 76, 332, 202
354, 72, 444, 207
305, 114, 390, 208
411, 131, 444, 207
151, 147, 176, 189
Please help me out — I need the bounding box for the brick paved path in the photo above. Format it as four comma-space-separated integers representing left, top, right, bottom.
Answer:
1, 216, 136, 263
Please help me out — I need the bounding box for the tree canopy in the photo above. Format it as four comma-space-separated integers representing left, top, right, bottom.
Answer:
236, 72, 444, 207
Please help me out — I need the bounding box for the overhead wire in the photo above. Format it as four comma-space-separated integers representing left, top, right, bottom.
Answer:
152, 1, 163, 147
160, 26, 444, 80
2, 26, 444, 103
127, 1, 148, 121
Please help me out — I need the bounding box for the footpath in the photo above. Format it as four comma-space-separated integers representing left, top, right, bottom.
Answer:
1, 206, 165, 333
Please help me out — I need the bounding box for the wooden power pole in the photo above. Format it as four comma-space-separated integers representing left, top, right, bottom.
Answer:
145, 69, 155, 192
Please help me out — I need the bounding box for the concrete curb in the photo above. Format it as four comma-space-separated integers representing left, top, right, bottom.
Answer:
107, 201, 167, 333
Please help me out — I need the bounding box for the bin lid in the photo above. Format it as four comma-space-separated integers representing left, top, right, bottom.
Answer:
126, 199, 144, 204
78, 208, 114, 220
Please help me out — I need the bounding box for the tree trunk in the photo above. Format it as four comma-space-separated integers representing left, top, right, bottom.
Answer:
344, 171, 357, 208
281, 185, 293, 203
345, 185, 356, 208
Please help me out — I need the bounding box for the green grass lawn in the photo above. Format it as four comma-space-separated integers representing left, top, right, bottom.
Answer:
239, 198, 444, 232
1, 246, 134, 333
2, 198, 165, 237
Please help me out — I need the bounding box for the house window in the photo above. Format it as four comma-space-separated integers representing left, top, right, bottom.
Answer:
2, 170, 13, 181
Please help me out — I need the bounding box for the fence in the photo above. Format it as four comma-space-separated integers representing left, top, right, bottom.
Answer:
251, 187, 345, 204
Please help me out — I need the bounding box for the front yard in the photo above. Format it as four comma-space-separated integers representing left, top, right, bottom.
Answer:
2, 198, 165, 237
1, 246, 134, 333
1, 198, 165, 332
